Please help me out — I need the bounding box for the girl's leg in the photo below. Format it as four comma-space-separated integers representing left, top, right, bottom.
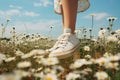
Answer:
61, 0, 78, 34
46, 0, 80, 59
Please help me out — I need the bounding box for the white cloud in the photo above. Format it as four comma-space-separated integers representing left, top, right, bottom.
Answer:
6, 9, 20, 16
0, 9, 20, 17
84, 12, 110, 20
23, 11, 40, 17
9, 5, 22, 9
4, 19, 61, 38
34, 3, 42, 7
8, 19, 60, 34
33, 0, 52, 7
0, 9, 40, 18
0, 11, 5, 16
1, 18, 61, 38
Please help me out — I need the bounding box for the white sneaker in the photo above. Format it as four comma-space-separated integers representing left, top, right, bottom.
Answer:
48, 33, 80, 59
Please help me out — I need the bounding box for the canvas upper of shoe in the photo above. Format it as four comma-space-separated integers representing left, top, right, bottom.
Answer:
48, 33, 80, 58
46, 33, 72, 52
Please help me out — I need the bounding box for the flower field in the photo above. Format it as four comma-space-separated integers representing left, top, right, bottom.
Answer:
0, 28, 120, 80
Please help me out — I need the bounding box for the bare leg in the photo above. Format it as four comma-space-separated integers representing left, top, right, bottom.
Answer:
61, 0, 78, 34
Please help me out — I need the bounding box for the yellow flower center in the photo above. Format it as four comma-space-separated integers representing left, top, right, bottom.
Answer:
99, 74, 104, 79
6, 78, 15, 80
118, 41, 120, 45
101, 61, 105, 65
48, 59, 53, 63
18, 71, 23, 76
45, 77, 52, 80
34, 51, 39, 55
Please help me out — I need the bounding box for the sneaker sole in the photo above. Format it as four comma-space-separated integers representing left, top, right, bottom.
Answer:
49, 42, 80, 59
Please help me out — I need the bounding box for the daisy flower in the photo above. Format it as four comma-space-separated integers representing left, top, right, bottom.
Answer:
15, 50, 24, 56
41, 57, 59, 66
66, 72, 81, 80
43, 73, 58, 80
5, 57, 16, 62
17, 61, 31, 68
84, 46, 90, 51
94, 71, 108, 80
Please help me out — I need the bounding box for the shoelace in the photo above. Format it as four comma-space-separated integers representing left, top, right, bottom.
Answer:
51, 33, 71, 50
57, 33, 70, 40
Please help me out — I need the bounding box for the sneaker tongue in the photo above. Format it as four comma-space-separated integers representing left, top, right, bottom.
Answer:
63, 28, 71, 34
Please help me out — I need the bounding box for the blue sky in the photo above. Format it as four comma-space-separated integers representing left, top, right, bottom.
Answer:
0, 0, 120, 38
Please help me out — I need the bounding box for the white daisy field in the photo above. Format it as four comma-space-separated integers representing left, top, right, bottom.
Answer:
0, 24, 120, 80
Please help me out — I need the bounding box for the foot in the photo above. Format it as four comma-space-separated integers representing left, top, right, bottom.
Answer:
47, 33, 80, 59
